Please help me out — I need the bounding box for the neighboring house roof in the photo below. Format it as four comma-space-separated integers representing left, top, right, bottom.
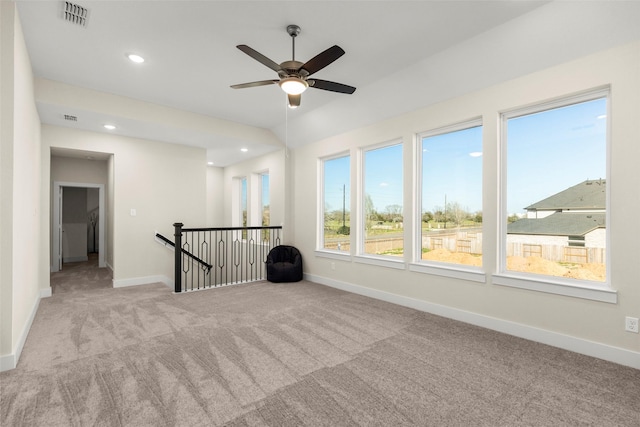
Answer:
507, 212, 605, 236
525, 179, 606, 211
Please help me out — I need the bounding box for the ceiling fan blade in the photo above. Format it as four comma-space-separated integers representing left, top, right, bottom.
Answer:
230, 80, 278, 89
301, 45, 345, 76
288, 94, 301, 108
236, 45, 281, 72
309, 79, 356, 94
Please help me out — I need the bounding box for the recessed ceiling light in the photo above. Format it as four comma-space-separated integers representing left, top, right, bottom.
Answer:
103, 124, 116, 130
241, 148, 248, 152
207, 161, 214, 165
127, 54, 145, 63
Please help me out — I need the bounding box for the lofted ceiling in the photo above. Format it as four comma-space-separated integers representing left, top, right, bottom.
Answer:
15, 1, 637, 166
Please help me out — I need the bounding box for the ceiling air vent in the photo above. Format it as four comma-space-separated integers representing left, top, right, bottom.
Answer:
64, 114, 78, 122
62, 1, 89, 27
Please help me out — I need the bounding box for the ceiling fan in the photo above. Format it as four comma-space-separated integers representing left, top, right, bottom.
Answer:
231, 24, 356, 108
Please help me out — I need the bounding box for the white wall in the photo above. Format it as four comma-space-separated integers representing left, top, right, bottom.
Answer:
107, 154, 115, 268
206, 165, 224, 226
0, 3, 44, 371
61, 186, 88, 262
43, 126, 207, 286
292, 42, 640, 365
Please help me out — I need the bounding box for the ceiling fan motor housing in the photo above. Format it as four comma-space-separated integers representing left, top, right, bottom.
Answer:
279, 61, 307, 78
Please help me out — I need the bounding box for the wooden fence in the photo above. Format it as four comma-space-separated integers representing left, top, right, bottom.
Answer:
325, 231, 606, 265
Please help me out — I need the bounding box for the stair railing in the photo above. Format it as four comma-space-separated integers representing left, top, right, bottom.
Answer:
172, 223, 282, 293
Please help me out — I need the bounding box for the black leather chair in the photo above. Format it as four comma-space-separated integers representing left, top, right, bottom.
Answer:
266, 245, 303, 282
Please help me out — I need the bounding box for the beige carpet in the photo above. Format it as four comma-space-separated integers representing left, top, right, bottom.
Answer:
2, 256, 639, 426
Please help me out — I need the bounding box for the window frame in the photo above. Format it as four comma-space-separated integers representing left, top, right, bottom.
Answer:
354, 139, 405, 269
410, 118, 485, 283
493, 87, 616, 303
316, 151, 352, 259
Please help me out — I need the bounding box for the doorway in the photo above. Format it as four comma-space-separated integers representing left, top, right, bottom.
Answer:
52, 181, 106, 272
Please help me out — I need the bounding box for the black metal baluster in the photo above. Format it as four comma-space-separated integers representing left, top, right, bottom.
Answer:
174, 223, 183, 292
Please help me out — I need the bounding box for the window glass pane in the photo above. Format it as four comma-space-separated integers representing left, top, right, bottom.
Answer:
421, 125, 482, 267
505, 96, 607, 282
363, 143, 403, 256
241, 177, 247, 227
261, 173, 269, 226
323, 155, 350, 252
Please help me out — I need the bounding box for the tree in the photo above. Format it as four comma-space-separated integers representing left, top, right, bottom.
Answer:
364, 194, 375, 230
433, 206, 445, 224
385, 204, 403, 222
446, 201, 468, 227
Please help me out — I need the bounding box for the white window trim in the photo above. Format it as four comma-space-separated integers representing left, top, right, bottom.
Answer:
409, 261, 486, 283
315, 250, 352, 262
317, 151, 351, 254
354, 253, 405, 270
414, 118, 484, 273
495, 86, 614, 303
358, 139, 404, 261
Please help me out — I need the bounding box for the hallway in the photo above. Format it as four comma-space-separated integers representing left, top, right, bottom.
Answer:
50, 253, 112, 294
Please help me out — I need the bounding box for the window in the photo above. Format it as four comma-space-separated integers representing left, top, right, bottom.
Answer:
231, 177, 245, 227
261, 173, 269, 226
241, 177, 247, 227
418, 121, 483, 268
500, 91, 608, 285
362, 142, 403, 257
320, 154, 350, 252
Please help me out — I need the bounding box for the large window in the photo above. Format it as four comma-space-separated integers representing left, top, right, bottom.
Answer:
418, 121, 483, 268
362, 142, 403, 257
321, 154, 350, 252
501, 91, 608, 285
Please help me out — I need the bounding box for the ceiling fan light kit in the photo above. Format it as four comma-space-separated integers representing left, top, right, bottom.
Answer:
279, 77, 308, 95
231, 24, 356, 108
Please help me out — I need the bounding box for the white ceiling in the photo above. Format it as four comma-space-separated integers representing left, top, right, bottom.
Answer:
15, 1, 640, 166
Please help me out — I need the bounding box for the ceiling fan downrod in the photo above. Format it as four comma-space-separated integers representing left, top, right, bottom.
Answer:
287, 24, 301, 61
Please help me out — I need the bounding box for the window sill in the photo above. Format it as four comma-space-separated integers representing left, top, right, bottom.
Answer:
314, 250, 352, 261
409, 262, 486, 283
353, 254, 406, 270
492, 273, 617, 303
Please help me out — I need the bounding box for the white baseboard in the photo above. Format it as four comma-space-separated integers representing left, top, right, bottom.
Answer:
63, 256, 88, 263
113, 274, 173, 289
305, 273, 640, 370
0, 354, 16, 372
40, 287, 52, 298
0, 292, 41, 372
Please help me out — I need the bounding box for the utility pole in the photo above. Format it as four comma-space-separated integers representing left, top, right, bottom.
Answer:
342, 184, 346, 228
444, 194, 447, 229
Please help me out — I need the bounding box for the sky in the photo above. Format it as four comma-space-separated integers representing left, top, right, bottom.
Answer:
323, 96, 607, 217
506, 97, 606, 214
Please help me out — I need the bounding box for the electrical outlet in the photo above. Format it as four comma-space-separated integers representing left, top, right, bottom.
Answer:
331, 262, 335, 270
625, 317, 639, 333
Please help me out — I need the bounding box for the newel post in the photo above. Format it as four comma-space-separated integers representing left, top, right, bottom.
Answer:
174, 223, 183, 293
